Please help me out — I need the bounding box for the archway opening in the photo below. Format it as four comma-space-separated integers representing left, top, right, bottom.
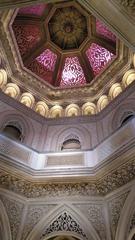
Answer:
2, 124, 22, 141
120, 113, 134, 127
61, 139, 81, 151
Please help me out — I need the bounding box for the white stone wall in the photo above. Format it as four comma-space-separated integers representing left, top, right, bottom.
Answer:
0, 84, 135, 152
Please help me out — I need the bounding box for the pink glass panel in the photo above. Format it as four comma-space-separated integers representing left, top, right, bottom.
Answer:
96, 20, 116, 42
36, 49, 57, 71
13, 23, 41, 56
60, 57, 86, 87
18, 4, 46, 16
28, 49, 57, 84
86, 43, 114, 76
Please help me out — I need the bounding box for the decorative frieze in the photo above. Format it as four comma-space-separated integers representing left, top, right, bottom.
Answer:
0, 159, 135, 198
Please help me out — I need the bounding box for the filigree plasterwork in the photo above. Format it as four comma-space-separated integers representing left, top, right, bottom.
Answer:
0, 194, 24, 240
108, 191, 129, 239
40, 212, 88, 239
74, 203, 106, 240
0, 159, 135, 198
22, 204, 57, 240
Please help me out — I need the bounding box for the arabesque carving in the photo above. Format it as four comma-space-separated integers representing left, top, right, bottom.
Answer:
0, 160, 135, 198
40, 212, 87, 239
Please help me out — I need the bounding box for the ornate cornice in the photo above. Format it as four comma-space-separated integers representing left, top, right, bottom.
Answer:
0, 158, 135, 198
1, 73, 135, 126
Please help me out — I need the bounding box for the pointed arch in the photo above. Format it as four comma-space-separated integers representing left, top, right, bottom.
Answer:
26, 204, 101, 240
0, 111, 35, 146
49, 126, 91, 151
0, 199, 12, 240
109, 100, 135, 134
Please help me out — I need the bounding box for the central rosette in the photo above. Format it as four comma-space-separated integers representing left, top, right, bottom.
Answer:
48, 6, 88, 50
63, 22, 74, 33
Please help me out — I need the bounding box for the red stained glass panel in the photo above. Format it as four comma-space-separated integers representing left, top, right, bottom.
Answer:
28, 49, 57, 84
36, 49, 57, 71
96, 20, 116, 43
60, 57, 86, 87
86, 43, 115, 76
18, 4, 46, 16
13, 23, 41, 57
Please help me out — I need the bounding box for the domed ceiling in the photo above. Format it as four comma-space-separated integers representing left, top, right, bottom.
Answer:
12, 1, 116, 88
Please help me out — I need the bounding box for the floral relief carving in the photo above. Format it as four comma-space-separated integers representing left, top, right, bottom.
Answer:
75, 204, 107, 240
109, 192, 129, 238
0, 160, 135, 198
0, 195, 24, 240
40, 212, 88, 239
21, 204, 57, 240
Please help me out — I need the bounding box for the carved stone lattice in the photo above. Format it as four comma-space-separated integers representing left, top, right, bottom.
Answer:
22, 204, 57, 240
0, 195, 24, 240
109, 192, 129, 238
40, 212, 87, 239
75, 204, 106, 240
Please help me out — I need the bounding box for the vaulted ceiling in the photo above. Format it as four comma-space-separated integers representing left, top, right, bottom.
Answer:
12, 1, 116, 88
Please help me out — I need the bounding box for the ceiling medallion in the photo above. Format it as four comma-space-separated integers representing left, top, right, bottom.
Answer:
48, 6, 88, 50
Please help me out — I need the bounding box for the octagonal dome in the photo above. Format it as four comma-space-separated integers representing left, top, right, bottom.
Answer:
48, 5, 88, 50
11, 1, 117, 89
